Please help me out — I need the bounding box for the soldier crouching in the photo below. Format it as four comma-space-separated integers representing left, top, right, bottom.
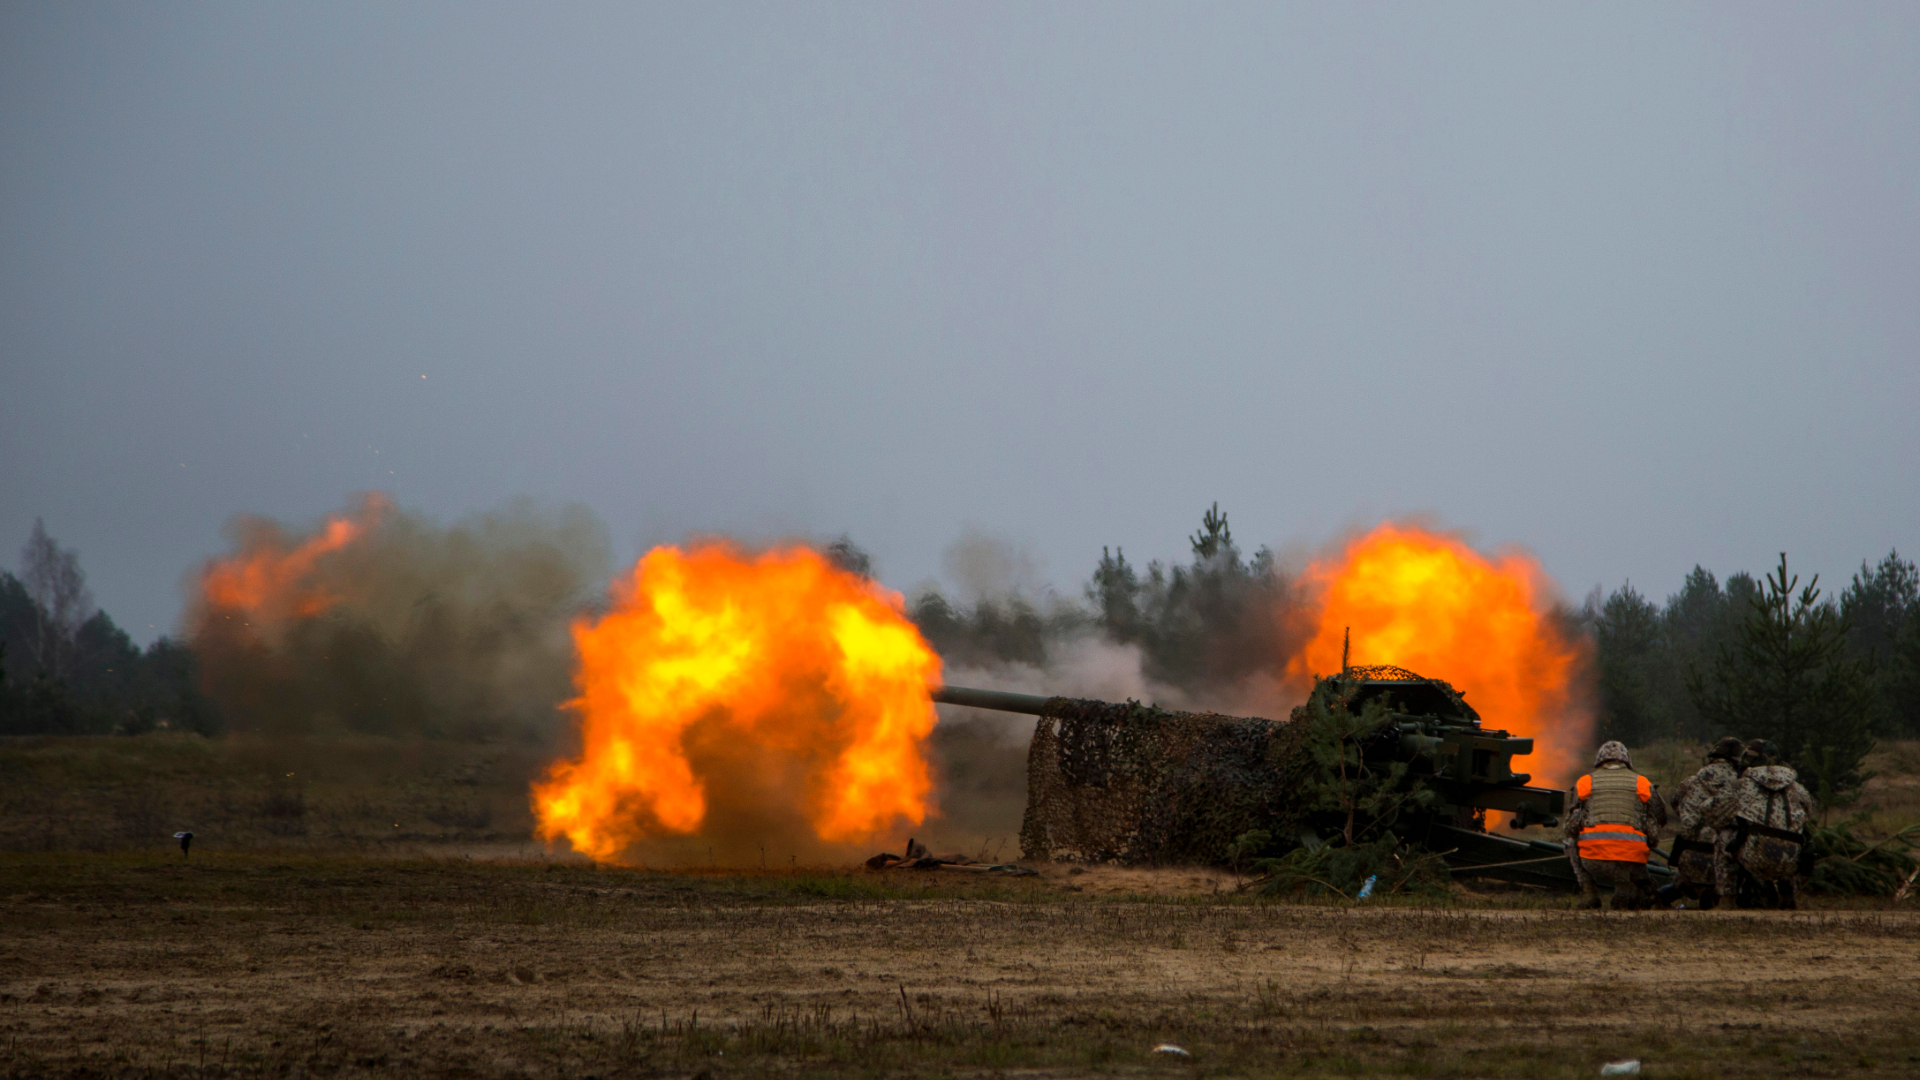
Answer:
1712, 739, 1816, 909
1655, 736, 1746, 909
1565, 741, 1668, 910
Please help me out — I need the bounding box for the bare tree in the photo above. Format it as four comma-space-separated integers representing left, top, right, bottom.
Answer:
20, 519, 95, 678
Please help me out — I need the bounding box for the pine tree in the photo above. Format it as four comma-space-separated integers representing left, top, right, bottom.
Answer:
1688, 553, 1875, 809
1295, 684, 1434, 847
1841, 550, 1919, 736
1592, 583, 1663, 745
1887, 612, 1920, 737
1086, 546, 1143, 642
1189, 502, 1234, 563
1079, 504, 1286, 692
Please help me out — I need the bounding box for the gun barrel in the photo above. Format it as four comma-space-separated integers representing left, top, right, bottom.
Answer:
932, 684, 1054, 716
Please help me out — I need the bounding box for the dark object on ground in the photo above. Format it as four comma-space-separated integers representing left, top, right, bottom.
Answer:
1654, 879, 1719, 910
173, 830, 193, 857
865, 837, 1037, 876
936, 668, 1662, 894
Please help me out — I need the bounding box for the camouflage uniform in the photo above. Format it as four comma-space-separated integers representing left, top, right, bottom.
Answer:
1711, 757, 1815, 909
1658, 737, 1745, 908
1565, 741, 1668, 910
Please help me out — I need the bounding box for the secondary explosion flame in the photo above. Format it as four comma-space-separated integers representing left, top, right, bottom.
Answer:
532, 543, 943, 863
197, 493, 392, 626
1290, 523, 1591, 787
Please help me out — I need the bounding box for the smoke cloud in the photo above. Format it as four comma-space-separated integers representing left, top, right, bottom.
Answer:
905, 522, 1309, 854
914, 520, 1310, 723
189, 494, 610, 742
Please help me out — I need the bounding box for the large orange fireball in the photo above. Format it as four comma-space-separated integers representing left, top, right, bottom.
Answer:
532, 543, 943, 862
1290, 523, 1590, 787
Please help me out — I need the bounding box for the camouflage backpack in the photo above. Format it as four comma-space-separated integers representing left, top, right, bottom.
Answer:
1733, 766, 1809, 882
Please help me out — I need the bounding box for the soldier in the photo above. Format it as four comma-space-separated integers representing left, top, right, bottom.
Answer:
1713, 739, 1816, 909
1565, 741, 1668, 910
1655, 737, 1746, 909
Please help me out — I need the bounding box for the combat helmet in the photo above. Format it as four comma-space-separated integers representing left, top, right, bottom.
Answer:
1742, 738, 1780, 768
1593, 740, 1633, 768
1709, 737, 1745, 763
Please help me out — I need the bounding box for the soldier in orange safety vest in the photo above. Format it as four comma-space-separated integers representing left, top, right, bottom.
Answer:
1564, 741, 1668, 910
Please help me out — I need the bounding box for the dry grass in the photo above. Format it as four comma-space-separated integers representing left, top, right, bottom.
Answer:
1859, 740, 1920, 834
3, 733, 1918, 1077
0, 733, 555, 855
3, 853, 1919, 1079
0, 721, 1035, 860
4, 732, 1911, 859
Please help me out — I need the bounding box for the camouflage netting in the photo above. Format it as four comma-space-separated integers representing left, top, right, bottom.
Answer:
1019, 697, 1313, 864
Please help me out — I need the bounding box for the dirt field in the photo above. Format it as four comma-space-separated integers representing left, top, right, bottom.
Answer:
4, 854, 1918, 1079
4, 734, 1917, 1076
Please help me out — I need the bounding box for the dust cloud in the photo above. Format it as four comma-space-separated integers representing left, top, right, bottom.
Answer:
189, 495, 610, 743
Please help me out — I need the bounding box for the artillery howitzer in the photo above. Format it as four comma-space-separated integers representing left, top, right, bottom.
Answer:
935, 665, 1660, 891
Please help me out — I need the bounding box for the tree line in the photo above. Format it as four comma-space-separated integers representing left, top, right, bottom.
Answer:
0, 520, 220, 736
1584, 550, 1917, 805
5, 511, 1913, 809
909, 503, 1299, 692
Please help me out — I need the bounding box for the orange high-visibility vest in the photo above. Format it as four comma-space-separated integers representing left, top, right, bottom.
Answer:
1575, 767, 1653, 863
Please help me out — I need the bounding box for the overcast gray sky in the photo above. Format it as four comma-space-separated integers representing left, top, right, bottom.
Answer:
4, 2, 1915, 642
